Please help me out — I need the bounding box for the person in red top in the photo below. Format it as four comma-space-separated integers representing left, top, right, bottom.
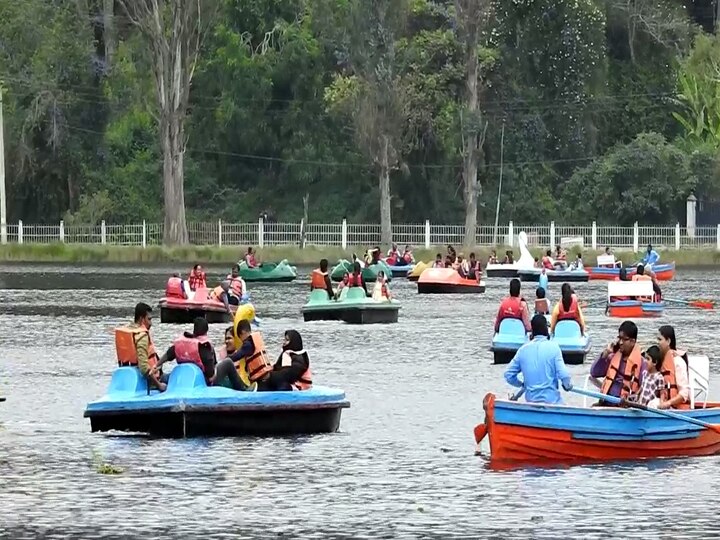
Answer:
495, 278, 532, 333
188, 264, 207, 291
347, 261, 368, 295
165, 273, 186, 299
541, 250, 554, 270
244, 247, 258, 268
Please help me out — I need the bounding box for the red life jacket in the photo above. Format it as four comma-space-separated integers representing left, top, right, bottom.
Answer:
557, 297, 579, 321
348, 273, 363, 287
188, 271, 206, 291
173, 334, 211, 372
541, 256, 554, 270
165, 277, 184, 299
498, 296, 523, 323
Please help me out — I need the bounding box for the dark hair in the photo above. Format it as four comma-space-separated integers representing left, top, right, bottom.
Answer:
320, 258, 329, 272
536, 287, 546, 299
561, 283, 573, 311
469, 252, 475, 258
224, 326, 234, 338
193, 317, 209, 337
377, 270, 385, 278
636, 264, 645, 276
546, 249, 551, 256
618, 320, 638, 341
172, 272, 180, 278
619, 267, 628, 281
647, 244, 653, 250
247, 246, 253, 254
134, 302, 152, 323
353, 261, 362, 274
232, 264, 240, 272
236, 319, 252, 335
193, 264, 201, 271
509, 278, 521, 297
658, 325, 677, 350
531, 314, 549, 337
436, 253, 442, 259
643, 345, 663, 370
284, 329, 303, 351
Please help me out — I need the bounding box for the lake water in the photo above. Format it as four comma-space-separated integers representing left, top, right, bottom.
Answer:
1, 264, 719, 539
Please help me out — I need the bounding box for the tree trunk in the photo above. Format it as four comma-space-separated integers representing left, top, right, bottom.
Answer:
379, 134, 393, 246
300, 192, 309, 249
462, 24, 481, 249
160, 113, 188, 245
103, 0, 116, 67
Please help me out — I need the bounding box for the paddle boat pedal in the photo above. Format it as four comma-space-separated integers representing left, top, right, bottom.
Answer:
84, 364, 350, 438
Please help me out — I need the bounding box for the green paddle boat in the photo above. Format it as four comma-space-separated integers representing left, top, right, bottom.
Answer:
237, 259, 297, 282
330, 259, 393, 283
301, 287, 400, 324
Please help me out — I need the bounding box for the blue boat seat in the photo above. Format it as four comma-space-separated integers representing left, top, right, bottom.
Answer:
345, 287, 366, 301
498, 318, 527, 337
554, 319, 581, 338
108, 367, 148, 395
167, 364, 207, 392
309, 289, 330, 302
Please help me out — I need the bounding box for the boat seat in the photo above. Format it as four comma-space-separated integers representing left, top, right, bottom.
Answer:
688, 355, 710, 409
108, 367, 148, 396
309, 289, 330, 302
345, 287, 366, 301
193, 287, 209, 301
498, 318, 527, 337
553, 319, 581, 338
167, 364, 207, 391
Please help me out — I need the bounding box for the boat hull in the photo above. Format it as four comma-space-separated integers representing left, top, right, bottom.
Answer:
485, 265, 519, 278
518, 269, 589, 283
417, 283, 486, 294
479, 393, 720, 467
160, 305, 233, 324
607, 300, 664, 318
589, 262, 675, 281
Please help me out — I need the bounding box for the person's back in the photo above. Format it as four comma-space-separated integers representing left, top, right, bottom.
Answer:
167, 318, 216, 384
165, 275, 185, 299
116, 303, 165, 391
311, 259, 335, 299
551, 283, 585, 334
504, 315, 571, 404
535, 287, 550, 315
495, 279, 531, 332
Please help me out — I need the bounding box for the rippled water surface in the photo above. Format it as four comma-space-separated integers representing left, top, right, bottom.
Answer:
1, 263, 720, 539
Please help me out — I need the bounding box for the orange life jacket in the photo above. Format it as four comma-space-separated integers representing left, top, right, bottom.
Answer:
280, 350, 313, 390
210, 285, 224, 301
600, 346, 643, 399
557, 297, 579, 321
348, 273, 363, 287
226, 275, 244, 297
659, 350, 691, 408
237, 332, 273, 382
165, 277, 184, 299
498, 296, 524, 322
311, 269, 328, 289
115, 326, 158, 369
173, 334, 211, 371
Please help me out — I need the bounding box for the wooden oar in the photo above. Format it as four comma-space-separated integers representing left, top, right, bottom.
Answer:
664, 297, 715, 310
581, 299, 606, 309
569, 387, 720, 433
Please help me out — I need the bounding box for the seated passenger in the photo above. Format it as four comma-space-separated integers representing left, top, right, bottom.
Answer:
155, 317, 216, 385
541, 250, 554, 270
401, 245, 414, 264
648, 268, 662, 301
432, 253, 444, 268
213, 326, 254, 390
444, 255, 453, 268
165, 273, 186, 299
115, 302, 165, 391
554, 245, 567, 262
488, 250, 498, 265
386, 243, 401, 265
266, 330, 312, 391
467, 252, 482, 281
632, 264, 652, 282
455, 254, 465, 275
347, 261, 368, 296
336, 272, 349, 294
244, 246, 258, 268
495, 278, 531, 333
656, 325, 689, 410
220, 319, 273, 391
447, 244, 457, 263
534, 287, 550, 315
372, 271, 392, 301
226, 264, 246, 305
188, 264, 207, 291
209, 282, 234, 314
504, 314, 572, 404
570, 253, 583, 270
627, 346, 665, 407
311, 258, 336, 299
590, 321, 645, 403
551, 283, 585, 335
504, 250, 514, 264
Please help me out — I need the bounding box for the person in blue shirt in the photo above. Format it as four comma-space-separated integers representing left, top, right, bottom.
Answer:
504, 314, 573, 404
641, 244, 659, 266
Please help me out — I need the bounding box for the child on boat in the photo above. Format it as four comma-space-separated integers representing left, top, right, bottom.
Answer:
372, 271, 392, 301
534, 287, 550, 315
627, 345, 665, 407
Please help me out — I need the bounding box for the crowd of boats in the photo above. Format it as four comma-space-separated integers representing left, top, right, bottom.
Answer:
53, 233, 720, 468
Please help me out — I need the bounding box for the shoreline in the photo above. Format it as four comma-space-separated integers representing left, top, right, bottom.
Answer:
0, 243, 718, 267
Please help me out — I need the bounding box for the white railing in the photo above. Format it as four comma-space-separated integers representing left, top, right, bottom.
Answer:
0, 219, 718, 250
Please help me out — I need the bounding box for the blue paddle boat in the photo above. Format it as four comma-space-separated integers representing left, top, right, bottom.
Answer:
388, 262, 415, 278
84, 365, 350, 438
490, 319, 528, 364
551, 320, 591, 365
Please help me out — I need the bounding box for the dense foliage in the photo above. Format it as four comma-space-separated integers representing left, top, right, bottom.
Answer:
1, 0, 719, 238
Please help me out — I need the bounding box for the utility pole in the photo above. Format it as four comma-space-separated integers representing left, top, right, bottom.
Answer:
0, 86, 6, 245
492, 121, 505, 246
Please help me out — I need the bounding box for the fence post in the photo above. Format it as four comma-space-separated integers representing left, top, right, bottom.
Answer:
258, 217, 264, 248
59, 220, 65, 243
0, 219, 5, 245
218, 219, 223, 247
508, 221, 514, 247
142, 220, 146, 248
18, 220, 23, 244
425, 219, 430, 249
550, 221, 555, 248
717, 224, 719, 251
633, 222, 639, 252
675, 222, 680, 251
591, 221, 597, 250
101, 220, 106, 245
341, 218, 347, 250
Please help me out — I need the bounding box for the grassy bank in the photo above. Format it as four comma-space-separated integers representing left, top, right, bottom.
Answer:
0, 243, 718, 267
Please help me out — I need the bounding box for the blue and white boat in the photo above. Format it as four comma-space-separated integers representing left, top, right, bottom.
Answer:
490, 319, 528, 364
84, 364, 350, 437
490, 318, 589, 365
551, 320, 591, 365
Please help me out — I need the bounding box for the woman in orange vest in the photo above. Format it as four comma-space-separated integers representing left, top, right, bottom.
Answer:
188, 264, 207, 291
310, 258, 336, 299
265, 329, 313, 391
223, 319, 273, 388
590, 321, 643, 403
550, 283, 585, 335
656, 325, 690, 409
